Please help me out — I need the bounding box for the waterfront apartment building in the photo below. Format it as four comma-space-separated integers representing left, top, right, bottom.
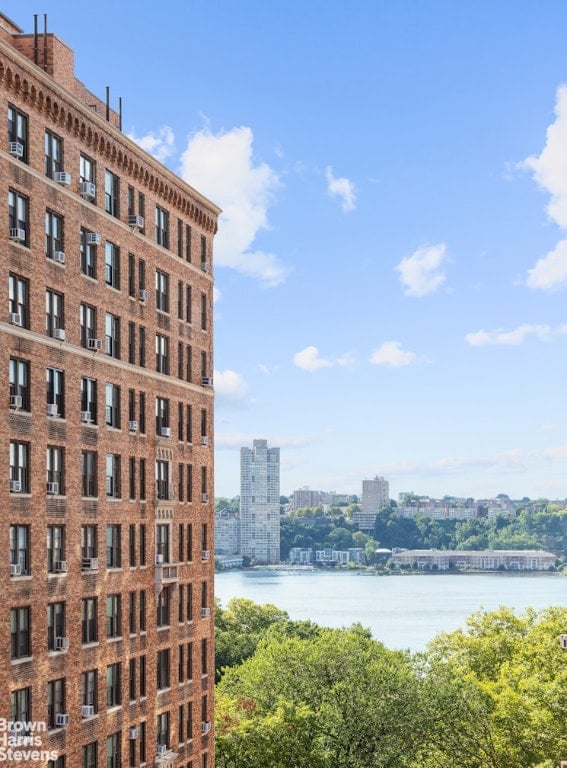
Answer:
1, 12, 219, 768
356, 475, 390, 530
391, 549, 557, 571
240, 439, 280, 563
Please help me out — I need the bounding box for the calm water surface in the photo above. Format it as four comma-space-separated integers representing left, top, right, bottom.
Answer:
215, 569, 567, 652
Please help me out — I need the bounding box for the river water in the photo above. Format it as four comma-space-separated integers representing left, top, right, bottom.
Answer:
215, 569, 567, 652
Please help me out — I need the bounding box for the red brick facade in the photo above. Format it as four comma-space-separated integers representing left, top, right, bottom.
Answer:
0, 12, 218, 768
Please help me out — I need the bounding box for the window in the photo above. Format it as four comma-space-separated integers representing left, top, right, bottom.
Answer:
104, 170, 120, 217
186, 524, 193, 561
107, 733, 121, 768
48, 757, 66, 768
47, 601, 66, 651
106, 663, 121, 708
139, 655, 147, 698
139, 525, 146, 566
201, 637, 208, 675
81, 377, 98, 424
80, 154, 95, 185
201, 408, 207, 441
156, 711, 170, 750
156, 334, 170, 374
10, 440, 30, 493
138, 193, 145, 233
8, 105, 29, 162
105, 241, 120, 289
187, 583, 193, 622
156, 523, 170, 561
45, 130, 63, 178
8, 190, 29, 246
128, 322, 136, 364
201, 350, 208, 380
9, 357, 30, 411
155, 206, 169, 248
106, 454, 121, 498
187, 641, 194, 681
138, 326, 146, 367
82, 598, 98, 644
128, 253, 136, 296
47, 525, 65, 573
186, 285, 192, 323
129, 591, 136, 633
201, 466, 208, 499
82, 742, 97, 768
129, 525, 136, 567
80, 229, 97, 278
201, 523, 208, 553
155, 396, 170, 434
186, 224, 192, 262
177, 218, 183, 259
104, 313, 121, 358
10, 524, 30, 575
157, 586, 171, 627
106, 594, 122, 638
201, 235, 207, 267
139, 590, 147, 632
45, 210, 64, 259
178, 463, 184, 502
186, 405, 193, 444
45, 289, 64, 337
80, 303, 97, 348
106, 525, 121, 568
46, 445, 65, 495
129, 390, 136, 428
140, 458, 147, 501
187, 464, 193, 504
127, 186, 135, 217
177, 342, 184, 380
178, 583, 185, 623
155, 269, 169, 311
200, 293, 207, 330
11, 606, 31, 658
81, 669, 97, 711
186, 344, 193, 383
81, 525, 98, 563
105, 383, 121, 428
129, 658, 136, 700
129, 457, 136, 500
11, 687, 31, 728
46, 367, 65, 417
82, 451, 98, 497
155, 460, 171, 501
178, 280, 183, 319
157, 648, 170, 691
9, 273, 29, 328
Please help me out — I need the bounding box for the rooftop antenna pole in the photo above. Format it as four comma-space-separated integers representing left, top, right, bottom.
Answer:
106, 86, 110, 122
43, 14, 48, 72
33, 15, 38, 66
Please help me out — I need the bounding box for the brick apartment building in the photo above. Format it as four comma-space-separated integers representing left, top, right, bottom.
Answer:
1, 11, 219, 768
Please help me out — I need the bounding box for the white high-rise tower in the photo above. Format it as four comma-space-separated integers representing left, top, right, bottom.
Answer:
240, 439, 280, 563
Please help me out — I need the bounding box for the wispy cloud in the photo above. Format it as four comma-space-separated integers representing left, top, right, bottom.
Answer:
464, 323, 567, 346
325, 166, 356, 212
395, 243, 448, 297
293, 346, 333, 372
522, 85, 567, 290
214, 369, 249, 408
128, 126, 175, 163
180, 126, 289, 287
369, 341, 417, 367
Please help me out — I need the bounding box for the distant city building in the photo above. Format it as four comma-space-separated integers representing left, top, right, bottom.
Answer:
214, 510, 240, 555
240, 439, 280, 563
391, 549, 556, 571
289, 547, 314, 564
356, 475, 390, 530
396, 494, 516, 521
291, 488, 355, 510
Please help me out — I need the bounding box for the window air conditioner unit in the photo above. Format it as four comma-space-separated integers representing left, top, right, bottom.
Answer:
138, 288, 148, 302
128, 214, 144, 229
80, 181, 96, 199
47, 403, 59, 417
157, 744, 167, 757
86, 232, 101, 245
47, 482, 59, 495
82, 557, 99, 571
81, 705, 95, 718
81, 410, 93, 423
53, 328, 66, 341
201, 377, 213, 387
55, 713, 69, 727
54, 560, 68, 573
55, 636, 69, 651
88, 338, 102, 351
200, 436, 208, 446
53, 250, 66, 264
129, 420, 138, 432
200, 261, 209, 273
201, 721, 211, 735
10, 394, 22, 409
201, 550, 210, 560
201, 493, 209, 503
10, 480, 21, 493
53, 171, 71, 185
9, 312, 22, 326
156, 554, 164, 565
160, 426, 171, 438
10, 563, 22, 576
201, 607, 211, 618
128, 727, 139, 740
8, 141, 24, 157
9, 227, 25, 242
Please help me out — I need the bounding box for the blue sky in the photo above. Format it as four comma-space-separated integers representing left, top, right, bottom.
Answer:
7, 0, 567, 500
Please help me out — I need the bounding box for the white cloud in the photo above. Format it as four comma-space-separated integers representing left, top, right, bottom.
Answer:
465, 323, 556, 346
395, 243, 448, 297
336, 351, 356, 368
214, 369, 249, 408
522, 85, 567, 290
369, 341, 417, 368
179, 126, 288, 287
293, 346, 333, 372
325, 166, 356, 212
128, 126, 175, 163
